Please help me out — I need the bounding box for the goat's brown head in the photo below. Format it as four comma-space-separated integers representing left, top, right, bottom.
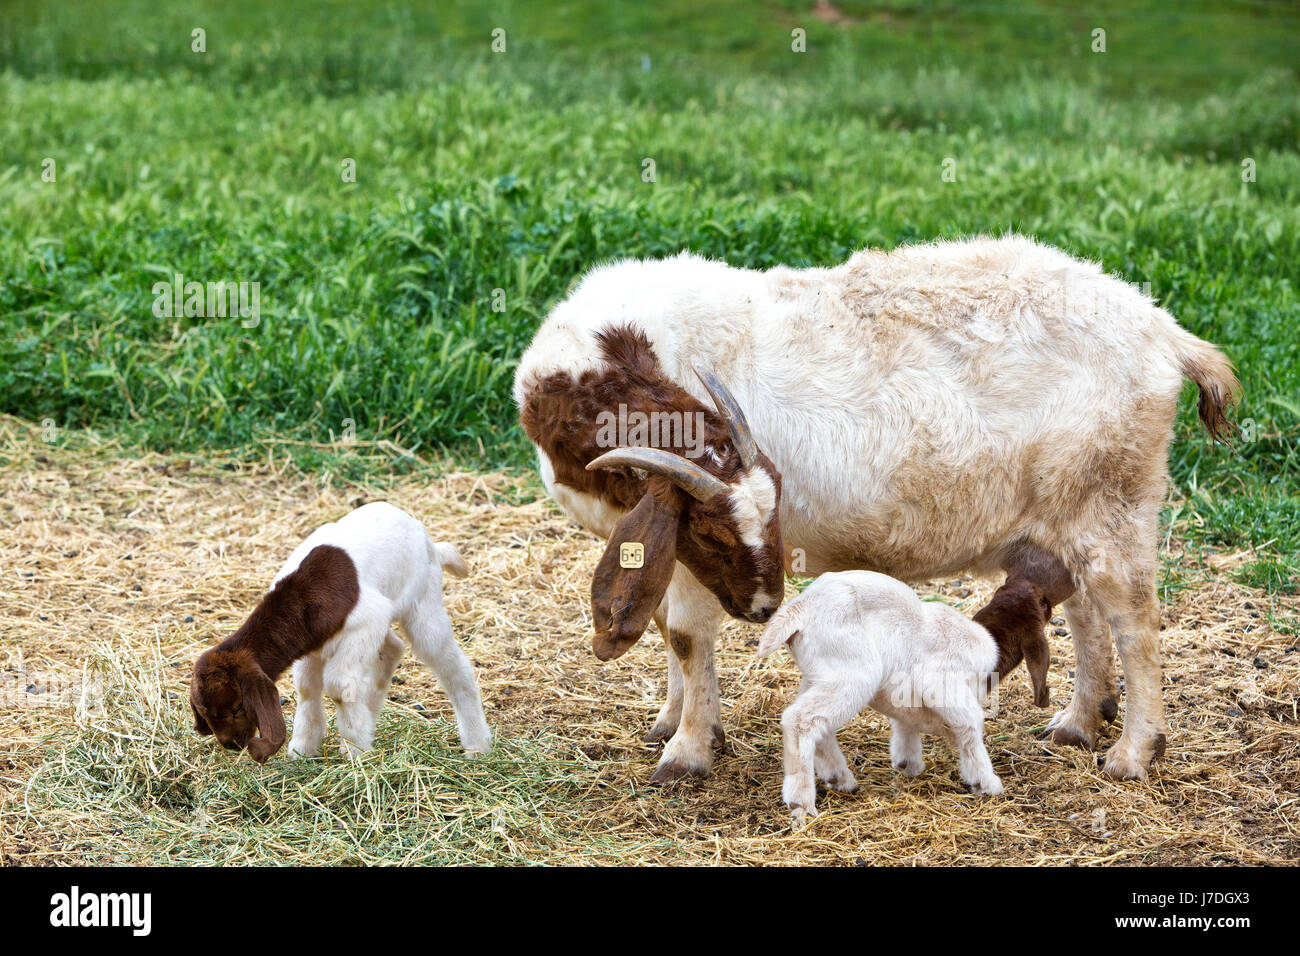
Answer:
586, 367, 785, 661
190, 647, 286, 762
974, 578, 1053, 708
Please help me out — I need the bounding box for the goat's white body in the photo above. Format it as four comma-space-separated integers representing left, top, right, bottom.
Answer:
515, 235, 1233, 779
761, 571, 1004, 823
280, 502, 491, 758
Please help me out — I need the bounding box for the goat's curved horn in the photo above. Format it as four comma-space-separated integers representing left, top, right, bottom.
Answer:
694, 366, 758, 469
587, 447, 728, 503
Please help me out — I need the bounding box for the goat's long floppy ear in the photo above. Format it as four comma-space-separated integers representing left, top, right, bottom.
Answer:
1022, 628, 1051, 708
237, 663, 286, 763
590, 487, 683, 661
191, 699, 212, 735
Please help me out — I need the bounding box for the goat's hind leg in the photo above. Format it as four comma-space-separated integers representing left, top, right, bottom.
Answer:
1085, 563, 1166, 780
402, 587, 492, 754
780, 684, 862, 825
1044, 589, 1117, 750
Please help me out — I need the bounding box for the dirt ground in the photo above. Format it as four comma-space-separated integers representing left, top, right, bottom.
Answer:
1, 415, 1297, 865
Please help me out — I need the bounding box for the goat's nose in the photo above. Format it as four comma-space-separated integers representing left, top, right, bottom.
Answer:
748, 607, 775, 624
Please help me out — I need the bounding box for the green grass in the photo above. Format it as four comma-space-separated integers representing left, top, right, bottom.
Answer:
1, 0, 1297, 589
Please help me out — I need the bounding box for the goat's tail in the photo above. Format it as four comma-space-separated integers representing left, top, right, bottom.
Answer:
757, 595, 806, 658
428, 540, 469, 578
1169, 325, 1241, 442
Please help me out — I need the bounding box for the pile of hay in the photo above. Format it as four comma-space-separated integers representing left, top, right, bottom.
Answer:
1, 415, 1296, 865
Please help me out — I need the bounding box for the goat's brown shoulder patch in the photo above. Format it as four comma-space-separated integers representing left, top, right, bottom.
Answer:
226, 544, 361, 677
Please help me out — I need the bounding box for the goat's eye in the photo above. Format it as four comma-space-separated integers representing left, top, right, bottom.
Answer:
231, 703, 244, 716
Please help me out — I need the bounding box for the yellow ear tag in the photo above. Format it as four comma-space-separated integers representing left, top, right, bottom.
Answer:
619, 542, 645, 569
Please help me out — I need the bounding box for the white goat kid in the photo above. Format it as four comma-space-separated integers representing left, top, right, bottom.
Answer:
285, 502, 492, 759
760, 570, 1054, 824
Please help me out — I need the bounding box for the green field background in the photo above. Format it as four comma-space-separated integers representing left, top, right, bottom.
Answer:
1, 0, 1296, 586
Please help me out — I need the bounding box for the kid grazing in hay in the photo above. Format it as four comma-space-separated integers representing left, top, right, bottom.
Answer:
190, 502, 491, 762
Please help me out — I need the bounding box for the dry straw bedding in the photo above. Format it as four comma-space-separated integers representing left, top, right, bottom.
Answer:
0, 415, 1296, 865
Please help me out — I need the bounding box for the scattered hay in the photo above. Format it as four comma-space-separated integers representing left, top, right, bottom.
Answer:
1, 414, 1297, 865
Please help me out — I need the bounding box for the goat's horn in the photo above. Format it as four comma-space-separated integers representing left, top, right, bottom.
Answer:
587, 447, 728, 503
694, 365, 758, 469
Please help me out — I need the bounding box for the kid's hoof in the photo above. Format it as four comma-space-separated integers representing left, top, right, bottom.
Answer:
789, 805, 818, 829
969, 776, 1004, 796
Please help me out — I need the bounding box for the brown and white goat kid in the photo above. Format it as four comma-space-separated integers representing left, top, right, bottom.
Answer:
514, 236, 1238, 783
190, 502, 490, 762
759, 558, 1065, 824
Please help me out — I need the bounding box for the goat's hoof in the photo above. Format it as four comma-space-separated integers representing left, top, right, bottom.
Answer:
789, 805, 818, 829
642, 724, 676, 744
823, 773, 858, 794
710, 723, 727, 750
650, 758, 709, 784
969, 776, 1004, 796
1048, 726, 1095, 750
1101, 738, 1158, 780
894, 759, 925, 777
1043, 710, 1096, 750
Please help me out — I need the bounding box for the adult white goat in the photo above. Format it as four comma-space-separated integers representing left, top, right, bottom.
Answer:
513, 234, 1237, 783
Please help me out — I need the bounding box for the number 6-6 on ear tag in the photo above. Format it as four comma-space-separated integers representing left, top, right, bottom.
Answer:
619, 542, 644, 569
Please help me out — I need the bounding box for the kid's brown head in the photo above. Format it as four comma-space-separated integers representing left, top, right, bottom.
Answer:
190, 647, 286, 762
973, 577, 1053, 708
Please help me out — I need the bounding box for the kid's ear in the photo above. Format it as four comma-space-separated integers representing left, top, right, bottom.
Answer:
1023, 630, 1051, 708
591, 487, 683, 661
192, 700, 212, 735
236, 661, 286, 763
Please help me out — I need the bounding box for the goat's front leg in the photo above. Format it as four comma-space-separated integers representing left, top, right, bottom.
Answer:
650, 569, 724, 782
288, 652, 326, 758
651, 627, 721, 781
334, 692, 379, 757
815, 731, 858, 793
643, 607, 684, 743
889, 718, 925, 777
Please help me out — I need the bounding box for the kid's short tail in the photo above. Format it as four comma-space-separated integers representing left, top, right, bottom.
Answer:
428, 540, 469, 578
757, 597, 804, 657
